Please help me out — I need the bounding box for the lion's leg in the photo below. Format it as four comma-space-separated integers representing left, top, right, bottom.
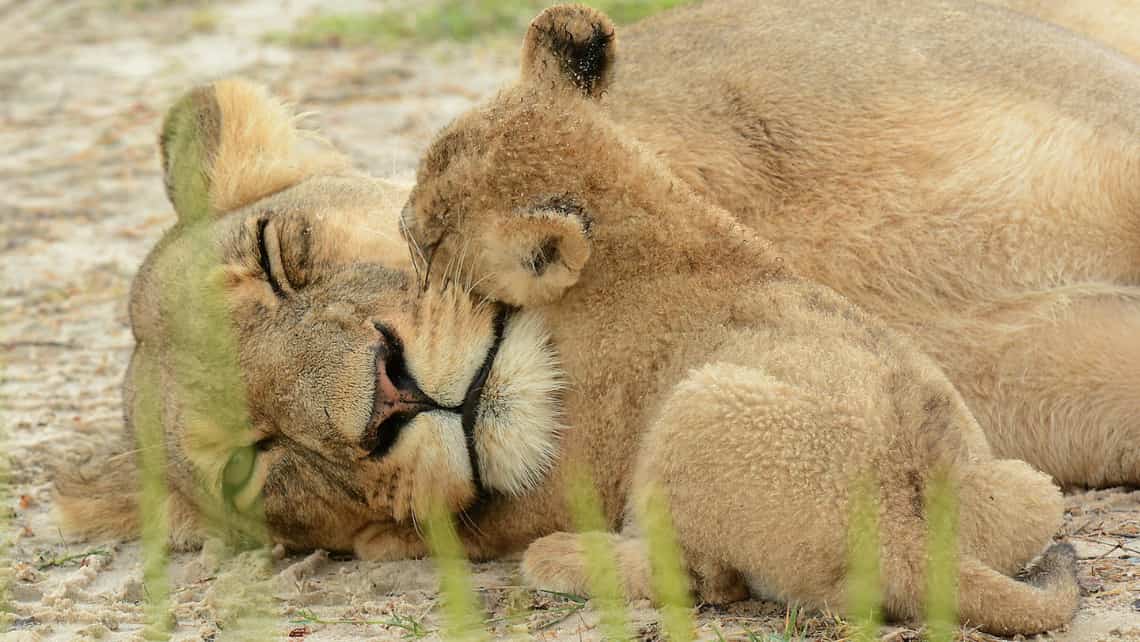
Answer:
950, 295, 1140, 487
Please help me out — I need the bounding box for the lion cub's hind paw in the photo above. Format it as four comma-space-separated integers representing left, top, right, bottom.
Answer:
1020, 542, 1078, 589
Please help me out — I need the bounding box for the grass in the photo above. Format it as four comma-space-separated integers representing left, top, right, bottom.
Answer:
35, 548, 112, 571
290, 608, 432, 638
272, 0, 694, 48
134, 354, 171, 639
423, 503, 489, 641
924, 471, 959, 642
135, 221, 274, 638
188, 6, 219, 33
637, 483, 695, 641
566, 466, 634, 640
846, 475, 883, 642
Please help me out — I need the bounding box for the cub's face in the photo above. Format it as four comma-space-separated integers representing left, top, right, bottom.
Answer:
401, 5, 621, 307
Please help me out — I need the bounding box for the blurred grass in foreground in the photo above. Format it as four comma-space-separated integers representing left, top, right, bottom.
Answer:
637, 484, 694, 642
424, 503, 489, 641
566, 466, 634, 640
847, 474, 883, 642
272, 0, 693, 48
924, 471, 959, 642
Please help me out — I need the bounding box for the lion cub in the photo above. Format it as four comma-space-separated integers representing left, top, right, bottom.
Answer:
400, 5, 1078, 635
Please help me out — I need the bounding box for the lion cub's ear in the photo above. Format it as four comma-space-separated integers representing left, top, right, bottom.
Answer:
159, 79, 347, 222
521, 4, 616, 98
476, 197, 593, 306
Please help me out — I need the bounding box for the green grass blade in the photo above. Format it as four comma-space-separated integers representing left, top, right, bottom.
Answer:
566, 465, 632, 641
274, 0, 697, 48
134, 354, 172, 639
146, 222, 273, 638
924, 469, 958, 642
423, 502, 488, 641
846, 473, 882, 642
637, 483, 694, 642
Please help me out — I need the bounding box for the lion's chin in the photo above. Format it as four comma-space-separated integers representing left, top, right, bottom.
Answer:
472, 310, 565, 497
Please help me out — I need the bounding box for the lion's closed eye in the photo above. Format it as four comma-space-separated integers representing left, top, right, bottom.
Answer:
221, 440, 273, 512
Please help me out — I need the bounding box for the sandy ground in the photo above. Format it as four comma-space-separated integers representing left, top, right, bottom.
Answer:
1, 0, 1137, 640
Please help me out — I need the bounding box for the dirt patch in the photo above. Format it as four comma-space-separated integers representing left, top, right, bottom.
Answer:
2, 1, 1137, 640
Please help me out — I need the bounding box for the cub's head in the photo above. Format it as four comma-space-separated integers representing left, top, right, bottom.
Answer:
55, 80, 563, 558
402, 5, 640, 307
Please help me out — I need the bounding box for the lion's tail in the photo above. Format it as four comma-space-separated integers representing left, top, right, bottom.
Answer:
53, 437, 141, 542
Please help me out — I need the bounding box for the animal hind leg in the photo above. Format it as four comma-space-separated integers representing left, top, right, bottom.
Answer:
628, 361, 865, 611
881, 543, 1078, 636
952, 294, 1140, 487
523, 361, 858, 609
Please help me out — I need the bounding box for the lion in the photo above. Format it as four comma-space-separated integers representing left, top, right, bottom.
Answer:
397, 5, 1083, 634
987, 0, 1140, 61
498, 0, 1139, 489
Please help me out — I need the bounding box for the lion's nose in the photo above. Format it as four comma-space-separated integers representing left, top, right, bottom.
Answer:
372, 346, 435, 423
363, 324, 439, 458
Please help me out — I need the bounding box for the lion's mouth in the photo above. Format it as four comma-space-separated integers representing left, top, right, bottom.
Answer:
459, 306, 510, 493
364, 307, 509, 466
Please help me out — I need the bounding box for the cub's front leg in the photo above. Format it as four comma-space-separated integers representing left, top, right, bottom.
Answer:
521, 531, 749, 606
400, 196, 592, 306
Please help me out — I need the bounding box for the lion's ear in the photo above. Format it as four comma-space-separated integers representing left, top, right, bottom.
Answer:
521, 4, 616, 98
159, 79, 346, 222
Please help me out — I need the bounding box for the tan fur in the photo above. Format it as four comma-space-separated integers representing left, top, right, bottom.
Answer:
987, 0, 1140, 61
207, 80, 350, 213
542, 0, 1139, 489
55, 0, 1138, 634
397, 5, 1089, 633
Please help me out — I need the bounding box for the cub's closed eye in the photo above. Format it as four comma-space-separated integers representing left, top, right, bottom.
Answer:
257, 218, 288, 297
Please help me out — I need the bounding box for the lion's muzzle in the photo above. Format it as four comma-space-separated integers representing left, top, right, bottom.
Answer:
363, 323, 441, 458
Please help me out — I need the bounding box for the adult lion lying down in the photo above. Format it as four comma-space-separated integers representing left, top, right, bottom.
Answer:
56, 0, 1140, 635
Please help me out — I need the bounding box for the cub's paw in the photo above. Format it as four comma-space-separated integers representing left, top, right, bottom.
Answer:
1021, 542, 1078, 590
474, 197, 592, 306
1021, 542, 1080, 619
521, 531, 592, 596
521, 531, 653, 600
401, 193, 592, 307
